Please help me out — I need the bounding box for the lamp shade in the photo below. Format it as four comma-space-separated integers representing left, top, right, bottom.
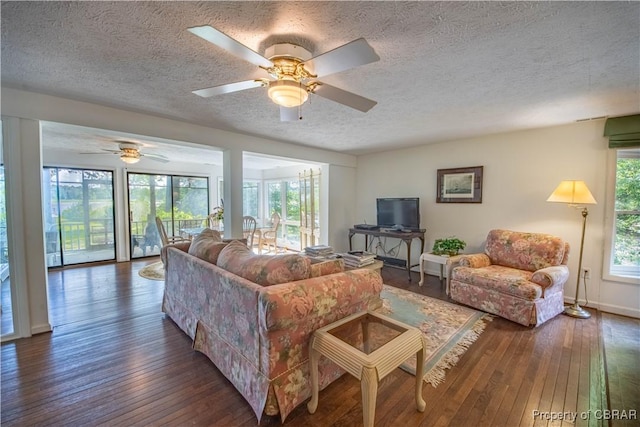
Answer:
268, 80, 308, 108
547, 180, 597, 205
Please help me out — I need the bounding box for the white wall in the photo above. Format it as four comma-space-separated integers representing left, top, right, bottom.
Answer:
356, 119, 639, 318
326, 164, 358, 253
3, 88, 357, 168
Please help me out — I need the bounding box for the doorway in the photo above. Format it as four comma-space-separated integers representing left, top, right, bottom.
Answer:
42, 167, 116, 267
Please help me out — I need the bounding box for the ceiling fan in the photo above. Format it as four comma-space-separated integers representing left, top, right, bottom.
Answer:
82, 141, 169, 164
188, 25, 380, 121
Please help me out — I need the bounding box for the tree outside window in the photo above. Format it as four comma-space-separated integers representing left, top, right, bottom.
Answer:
610, 148, 640, 278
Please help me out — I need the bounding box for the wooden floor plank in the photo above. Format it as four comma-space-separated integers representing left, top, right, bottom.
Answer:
1, 260, 636, 426
560, 320, 584, 427
519, 318, 559, 427
601, 312, 640, 427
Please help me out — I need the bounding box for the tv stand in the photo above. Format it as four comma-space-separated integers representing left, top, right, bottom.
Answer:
348, 228, 425, 281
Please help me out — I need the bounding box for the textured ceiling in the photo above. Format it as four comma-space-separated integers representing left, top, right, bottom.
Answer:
2, 1, 639, 157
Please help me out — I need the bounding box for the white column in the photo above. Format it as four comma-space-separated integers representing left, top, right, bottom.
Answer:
3, 117, 51, 338
222, 148, 243, 239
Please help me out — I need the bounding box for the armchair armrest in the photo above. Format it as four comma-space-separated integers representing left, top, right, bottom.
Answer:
458, 253, 491, 268
258, 269, 383, 332
531, 265, 570, 293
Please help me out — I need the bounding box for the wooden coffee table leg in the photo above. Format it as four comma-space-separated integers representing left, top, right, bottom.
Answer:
361, 366, 379, 427
414, 344, 426, 412
307, 338, 320, 414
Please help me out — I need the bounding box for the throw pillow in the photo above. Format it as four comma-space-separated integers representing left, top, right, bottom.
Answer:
217, 240, 311, 286
188, 228, 227, 264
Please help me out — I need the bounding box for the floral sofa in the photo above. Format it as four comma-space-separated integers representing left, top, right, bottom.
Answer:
161, 232, 383, 422
450, 229, 570, 327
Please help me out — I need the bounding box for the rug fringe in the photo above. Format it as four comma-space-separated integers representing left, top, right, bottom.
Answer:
423, 314, 493, 387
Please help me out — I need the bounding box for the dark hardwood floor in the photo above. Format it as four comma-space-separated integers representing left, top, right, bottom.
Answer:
1, 260, 638, 426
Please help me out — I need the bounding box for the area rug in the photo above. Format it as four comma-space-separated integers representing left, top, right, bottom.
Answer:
138, 261, 164, 281
376, 285, 492, 386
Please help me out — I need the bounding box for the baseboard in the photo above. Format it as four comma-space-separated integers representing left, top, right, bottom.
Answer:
594, 302, 640, 319
376, 255, 406, 267
563, 297, 640, 319
31, 323, 53, 335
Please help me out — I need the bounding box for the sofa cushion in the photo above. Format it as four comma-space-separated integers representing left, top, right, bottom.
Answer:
309, 258, 345, 277
484, 229, 567, 272
188, 228, 227, 264
452, 265, 543, 300
218, 240, 311, 286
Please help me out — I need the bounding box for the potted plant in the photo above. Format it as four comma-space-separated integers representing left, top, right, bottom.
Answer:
211, 206, 224, 221
432, 237, 466, 256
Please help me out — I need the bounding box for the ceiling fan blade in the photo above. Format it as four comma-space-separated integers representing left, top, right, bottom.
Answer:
193, 80, 264, 98
280, 107, 300, 122
188, 25, 273, 68
311, 83, 377, 112
143, 153, 170, 163
303, 38, 379, 78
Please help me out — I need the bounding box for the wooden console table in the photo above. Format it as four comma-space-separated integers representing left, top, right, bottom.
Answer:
348, 228, 425, 281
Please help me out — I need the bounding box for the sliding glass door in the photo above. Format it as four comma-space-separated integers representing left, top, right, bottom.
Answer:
128, 173, 209, 259
42, 167, 116, 267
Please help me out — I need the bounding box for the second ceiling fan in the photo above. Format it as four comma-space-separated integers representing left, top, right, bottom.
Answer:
188, 25, 380, 121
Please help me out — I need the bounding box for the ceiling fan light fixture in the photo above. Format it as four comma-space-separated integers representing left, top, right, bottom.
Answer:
268, 80, 308, 108
120, 152, 141, 164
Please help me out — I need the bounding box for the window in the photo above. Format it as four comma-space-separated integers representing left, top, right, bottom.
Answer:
243, 181, 259, 218
264, 179, 301, 250
215, 179, 261, 218
605, 148, 640, 281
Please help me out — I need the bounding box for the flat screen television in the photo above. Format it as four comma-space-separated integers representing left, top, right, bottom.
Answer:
376, 198, 420, 230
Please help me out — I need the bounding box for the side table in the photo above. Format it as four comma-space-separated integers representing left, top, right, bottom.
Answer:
418, 253, 463, 293
307, 311, 426, 427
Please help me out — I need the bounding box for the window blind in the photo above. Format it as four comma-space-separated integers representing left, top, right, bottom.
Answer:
604, 114, 640, 148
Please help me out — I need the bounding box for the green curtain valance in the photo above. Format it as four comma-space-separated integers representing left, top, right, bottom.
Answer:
604, 114, 640, 148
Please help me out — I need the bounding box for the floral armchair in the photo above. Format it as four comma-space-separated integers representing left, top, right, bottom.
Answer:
450, 229, 570, 327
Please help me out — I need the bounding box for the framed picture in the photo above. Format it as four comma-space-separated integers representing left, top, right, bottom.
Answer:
436, 166, 483, 203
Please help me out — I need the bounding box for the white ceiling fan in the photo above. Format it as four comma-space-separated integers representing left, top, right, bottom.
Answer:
188, 25, 380, 121
82, 141, 169, 164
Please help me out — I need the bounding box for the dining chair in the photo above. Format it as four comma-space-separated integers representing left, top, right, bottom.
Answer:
155, 216, 188, 247
242, 216, 258, 249
259, 212, 281, 254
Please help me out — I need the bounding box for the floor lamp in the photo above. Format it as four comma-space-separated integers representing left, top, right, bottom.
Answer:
547, 180, 597, 319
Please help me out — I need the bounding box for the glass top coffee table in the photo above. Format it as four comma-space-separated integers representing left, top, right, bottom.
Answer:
307, 310, 426, 427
